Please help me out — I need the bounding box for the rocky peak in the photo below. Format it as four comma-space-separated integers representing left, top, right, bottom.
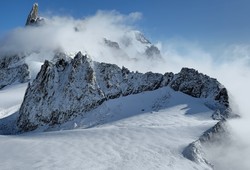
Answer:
25, 3, 44, 26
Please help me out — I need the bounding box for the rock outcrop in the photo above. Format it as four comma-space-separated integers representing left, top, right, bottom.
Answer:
171, 68, 231, 118
17, 52, 231, 132
0, 55, 30, 89
182, 120, 227, 166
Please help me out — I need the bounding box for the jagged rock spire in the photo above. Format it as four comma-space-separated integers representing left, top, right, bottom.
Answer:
25, 3, 39, 26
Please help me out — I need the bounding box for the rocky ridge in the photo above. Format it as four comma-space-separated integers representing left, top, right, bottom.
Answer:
182, 120, 228, 167
0, 55, 30, 89
17, 52, 231, 132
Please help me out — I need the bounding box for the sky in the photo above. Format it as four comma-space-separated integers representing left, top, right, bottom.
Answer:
1, 0, 250, 46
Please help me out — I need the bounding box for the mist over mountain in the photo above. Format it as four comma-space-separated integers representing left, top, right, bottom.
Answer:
0, 3, 249, 170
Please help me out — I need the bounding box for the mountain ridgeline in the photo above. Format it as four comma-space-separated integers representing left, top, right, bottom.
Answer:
17, 52, 231, 132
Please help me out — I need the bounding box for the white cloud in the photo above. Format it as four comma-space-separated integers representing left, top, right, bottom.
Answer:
128, 12, 143, 21
0, 11, 136, 57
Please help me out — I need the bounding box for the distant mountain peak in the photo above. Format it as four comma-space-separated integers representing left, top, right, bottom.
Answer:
134, 31, 151, 44
25, 3, 44, 26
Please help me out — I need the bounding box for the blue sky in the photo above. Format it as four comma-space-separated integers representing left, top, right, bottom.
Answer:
1, 0, 250, 45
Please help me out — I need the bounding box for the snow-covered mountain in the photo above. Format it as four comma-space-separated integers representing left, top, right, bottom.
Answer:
17, 52, 231, 133
0, 3, 238, 170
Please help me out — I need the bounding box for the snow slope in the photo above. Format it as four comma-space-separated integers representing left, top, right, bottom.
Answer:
0, 86, 216, 170
0, 83, 28, 119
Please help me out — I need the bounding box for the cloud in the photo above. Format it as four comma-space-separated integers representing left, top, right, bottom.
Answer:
0, 10, 138, 58
0, 9, 250, 170
128, 12, 143, 21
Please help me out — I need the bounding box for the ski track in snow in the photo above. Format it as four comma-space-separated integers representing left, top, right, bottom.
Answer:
0, 85, 216, 170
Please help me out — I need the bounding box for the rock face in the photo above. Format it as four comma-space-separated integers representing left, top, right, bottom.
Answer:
17, 52, 231, 132
0, 55, 30, 89
171, 68, 231, 118
25, 3, 44, 26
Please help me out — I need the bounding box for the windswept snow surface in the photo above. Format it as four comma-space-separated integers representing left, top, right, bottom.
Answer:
0, 87, 216, 170
0, 83, 28, 119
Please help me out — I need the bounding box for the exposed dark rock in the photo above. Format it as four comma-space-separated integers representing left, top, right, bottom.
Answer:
183, 120, 227, 166
170, 67, 234, 119
215, 88, 229, 107
171, 68, 214, 98
0, 55, 30, 89
199, 119, 227, 143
